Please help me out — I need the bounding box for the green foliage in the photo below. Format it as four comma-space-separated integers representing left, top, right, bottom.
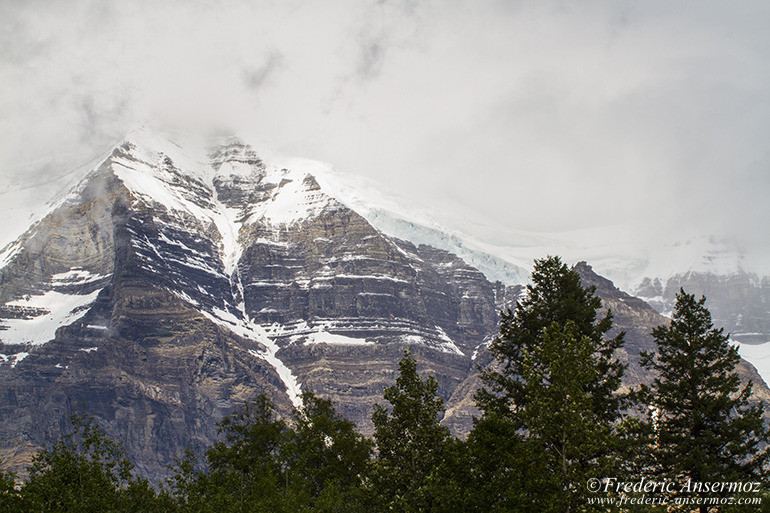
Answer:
524, 321, 624, 510
15, 413, 171, 512
175, 394, 290, 512
370, 349, 450, 512
284, 391, 373, 511
478, 256, 626, 422
171, 392, 373, 512
474, 256, 628, 512
21, 414, 130, 512
165, 447, 202, 511
637, 289, 770, 503
0, 467, 22, 513
429, 414, 527, 512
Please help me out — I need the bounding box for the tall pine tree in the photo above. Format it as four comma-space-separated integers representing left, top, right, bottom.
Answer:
637, 290, 769, 507
477, 256, 626, 423
371, 350, 450, 512
475, 256, 628, 512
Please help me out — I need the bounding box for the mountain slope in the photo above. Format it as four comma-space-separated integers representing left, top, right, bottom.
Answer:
442, 262, 770, 435
0, 130, 497, 478
0, 129, 767, 481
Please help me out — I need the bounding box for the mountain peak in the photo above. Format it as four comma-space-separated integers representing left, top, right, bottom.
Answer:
209, 138, 265, 175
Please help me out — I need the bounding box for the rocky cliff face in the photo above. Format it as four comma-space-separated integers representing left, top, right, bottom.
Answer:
1, 130, 768, 481
440, 262, 770, 436
0, 131, 496, 479
635, 271, 770, 344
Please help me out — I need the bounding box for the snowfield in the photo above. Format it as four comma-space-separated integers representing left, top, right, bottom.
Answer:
0, 289, 102, 346
734, 341, 770, 387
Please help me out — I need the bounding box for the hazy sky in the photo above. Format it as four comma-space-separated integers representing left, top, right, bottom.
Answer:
2, 0, 769, 260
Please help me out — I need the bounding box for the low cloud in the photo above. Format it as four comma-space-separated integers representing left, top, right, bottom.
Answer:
243, 52, 284, 90
1, 0, 769, 263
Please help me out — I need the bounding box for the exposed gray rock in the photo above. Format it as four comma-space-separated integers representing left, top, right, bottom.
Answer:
635, 271, 770, 344
1, 134, 767, 484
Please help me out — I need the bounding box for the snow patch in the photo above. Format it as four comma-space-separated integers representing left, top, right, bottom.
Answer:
734, 341, 770, 387
304, 330, 374, 346
210, 203, 244, 277
51, 269, 110, 286
401, 331, 464, 356
243, 168, 337, 227
471, 336, 494, 360
112, 158, 212, 226
0, 352, 29, 368
216, 160, 257, 178
313, 274, 409, 284
169, 289, 201, 307
0, 289, 101, 345
200, 308, 302, 408
0, 239, 22, 270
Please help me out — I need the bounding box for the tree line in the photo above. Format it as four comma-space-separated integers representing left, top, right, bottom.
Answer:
1, 256, 768, 512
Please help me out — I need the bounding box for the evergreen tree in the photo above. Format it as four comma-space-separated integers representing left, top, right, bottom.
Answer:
637, 289, 769, 508
474, 256, 627, 512
477, 256, 626, 422
428, 414, 525, 512
178, 394, 291, 512
371, 350, 450, 512
171, 392, 372, 513
283, 391, 373, 511
17, 413, 171, 513
0, 467, 23, 513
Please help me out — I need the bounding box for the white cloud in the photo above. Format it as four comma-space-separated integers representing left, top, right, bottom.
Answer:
1, 0, 769, 263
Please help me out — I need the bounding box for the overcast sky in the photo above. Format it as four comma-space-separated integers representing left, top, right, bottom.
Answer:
1, 0, 769, 263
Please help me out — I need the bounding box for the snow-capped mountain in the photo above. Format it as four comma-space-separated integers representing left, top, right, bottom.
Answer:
2, 129, 765, 302
227, 141, 770, 350
0, 128, 767, 480
309, 160, 770, 349
0, 129, 506, 477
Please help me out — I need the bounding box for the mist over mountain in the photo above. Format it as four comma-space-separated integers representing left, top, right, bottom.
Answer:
0, 130, 768, 481
3, 1, 770, 267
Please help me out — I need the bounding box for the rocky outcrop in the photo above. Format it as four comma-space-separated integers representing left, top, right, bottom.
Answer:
441, 262, 770, 435
1, 132, 768, 483
635, 271, 770, 344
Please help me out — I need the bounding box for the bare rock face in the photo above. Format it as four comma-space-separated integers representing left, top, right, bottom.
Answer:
1, 131, 768, 482
440, 262, 770, 435
0, 133, 495, 479
635, 271, 770, 344
574, 262, 661, 388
